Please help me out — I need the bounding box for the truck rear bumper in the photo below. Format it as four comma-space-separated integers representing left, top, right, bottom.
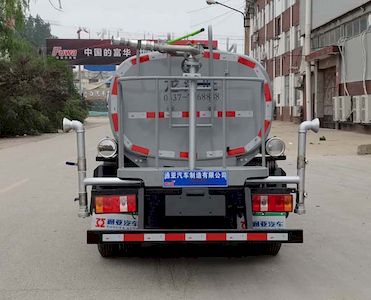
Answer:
87, 229, 303, 244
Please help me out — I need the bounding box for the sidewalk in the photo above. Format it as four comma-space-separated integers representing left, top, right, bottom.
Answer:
270, 121, 371, 157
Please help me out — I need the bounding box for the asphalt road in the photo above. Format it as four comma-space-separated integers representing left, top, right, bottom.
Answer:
1, 117, 371, 300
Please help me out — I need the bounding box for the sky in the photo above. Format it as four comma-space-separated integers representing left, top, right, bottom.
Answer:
29, 0, 246, 52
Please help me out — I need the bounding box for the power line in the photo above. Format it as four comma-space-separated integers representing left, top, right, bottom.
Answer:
187, 0, 233, 14
48, 0, 63, 12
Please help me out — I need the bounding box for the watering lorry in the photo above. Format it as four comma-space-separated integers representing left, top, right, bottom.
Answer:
63, 27, 319, 257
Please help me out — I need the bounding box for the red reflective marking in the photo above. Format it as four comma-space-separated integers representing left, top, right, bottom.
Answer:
124, 234, 144, 242
247, 233, 267, 241
140, 55, 150, 63
165, 233, 186, 241
112, 113, 119, 132
226, 111, 236, 118
196, 111, 200, 118
217, 111, 223, 118
180, 152, 189, 158
131, 145, 150, 156
127, 195, 137, 212
206, 233, 227, 241
182, 111, 189, 118
132, 55, 150, 64
158, 112, 165, 118
203, 52, 221, 60
146, 112, 156, 119
258, 120, 271, 138
264, 83, 272, 102
238, 57, 256, 69
228, 147, 246, 156
112, 77, 119, 96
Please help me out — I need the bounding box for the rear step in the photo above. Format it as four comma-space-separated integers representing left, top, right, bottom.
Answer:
87, 230, 303, 244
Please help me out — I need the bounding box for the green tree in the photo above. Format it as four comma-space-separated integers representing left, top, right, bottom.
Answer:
20, 15, 56, 49
0, 0, 29, 54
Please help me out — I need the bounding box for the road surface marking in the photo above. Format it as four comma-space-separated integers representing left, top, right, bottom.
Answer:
0, 178, 30, 194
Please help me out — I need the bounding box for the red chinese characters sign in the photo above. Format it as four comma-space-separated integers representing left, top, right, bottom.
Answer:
46, 39, 137, 65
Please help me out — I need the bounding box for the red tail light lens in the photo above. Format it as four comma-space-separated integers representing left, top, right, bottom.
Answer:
252, 194, 293, 212
95, 195, 137, 214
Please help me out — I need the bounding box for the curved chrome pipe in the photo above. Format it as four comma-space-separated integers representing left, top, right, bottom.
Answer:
63, 118, 89, 218
296, 118, 320, 215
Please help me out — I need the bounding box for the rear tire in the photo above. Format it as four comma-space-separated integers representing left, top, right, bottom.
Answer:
97, 244, 119, 258
260, 242, 282, 256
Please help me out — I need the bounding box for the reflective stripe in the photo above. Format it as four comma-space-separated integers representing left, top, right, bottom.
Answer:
228, 147, 246, 157
267, 233, 288, 241
102, 234, 123, 242
131, 145, 150, 156
226, 233, 248, 241
258, 120, 271, 138
159, 150, 176, 158
185, 233, 206, 241
144, 234, 165, 241
203, 51, 221, 60
179, 152, 189, 159
206, 233, 226, 241
238, 56, 256, 68
100, 232, 282, 242
112, 113, 119, 132
131, 54, 150, 65
127, 111, 253, 119
247, 233, 268, 241
264, 83, 272, 102
206, 150, 223, 158
111, 77, 119, 96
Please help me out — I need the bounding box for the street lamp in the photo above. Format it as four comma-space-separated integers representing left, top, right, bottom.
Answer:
206, 0, 250, 55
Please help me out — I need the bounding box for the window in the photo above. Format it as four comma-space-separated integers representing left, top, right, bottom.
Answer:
360, 15, 368, 32
276, 16, 281, 36
295, 89, 300, 106
312, 36, 319, 49
353, 18, 360, 36
295, 26, 301, 48
285, 31, 290, 52
286, 76, 291, 106
345, 22, 353, 37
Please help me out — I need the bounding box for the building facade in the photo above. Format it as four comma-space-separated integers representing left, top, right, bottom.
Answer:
306, 0, 371, 129
251, 0, 371, 130
250, 0, 303, 122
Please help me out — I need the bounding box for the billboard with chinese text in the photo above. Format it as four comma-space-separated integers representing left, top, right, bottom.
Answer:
46, 39, 137, 65
46, 39, 218, 66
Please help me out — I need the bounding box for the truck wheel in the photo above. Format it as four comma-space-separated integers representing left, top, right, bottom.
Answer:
261, 242, 282, 256
97, 244, 119, 258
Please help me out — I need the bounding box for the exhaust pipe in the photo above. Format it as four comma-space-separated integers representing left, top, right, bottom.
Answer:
295, 118, 320, 215
63, 118, 89, 218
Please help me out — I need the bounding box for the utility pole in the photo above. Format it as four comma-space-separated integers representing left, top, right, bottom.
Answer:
244, 1, 251, 55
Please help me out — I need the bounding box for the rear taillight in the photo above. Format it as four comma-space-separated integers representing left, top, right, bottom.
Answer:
95, 195, 137, 213
252, 194, 293, 212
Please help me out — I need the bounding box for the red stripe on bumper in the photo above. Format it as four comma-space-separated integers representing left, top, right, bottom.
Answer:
206, 233, 227, 241
247, 233, 267, 241
124, 234, 144, 242
165, 233, 186, 241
